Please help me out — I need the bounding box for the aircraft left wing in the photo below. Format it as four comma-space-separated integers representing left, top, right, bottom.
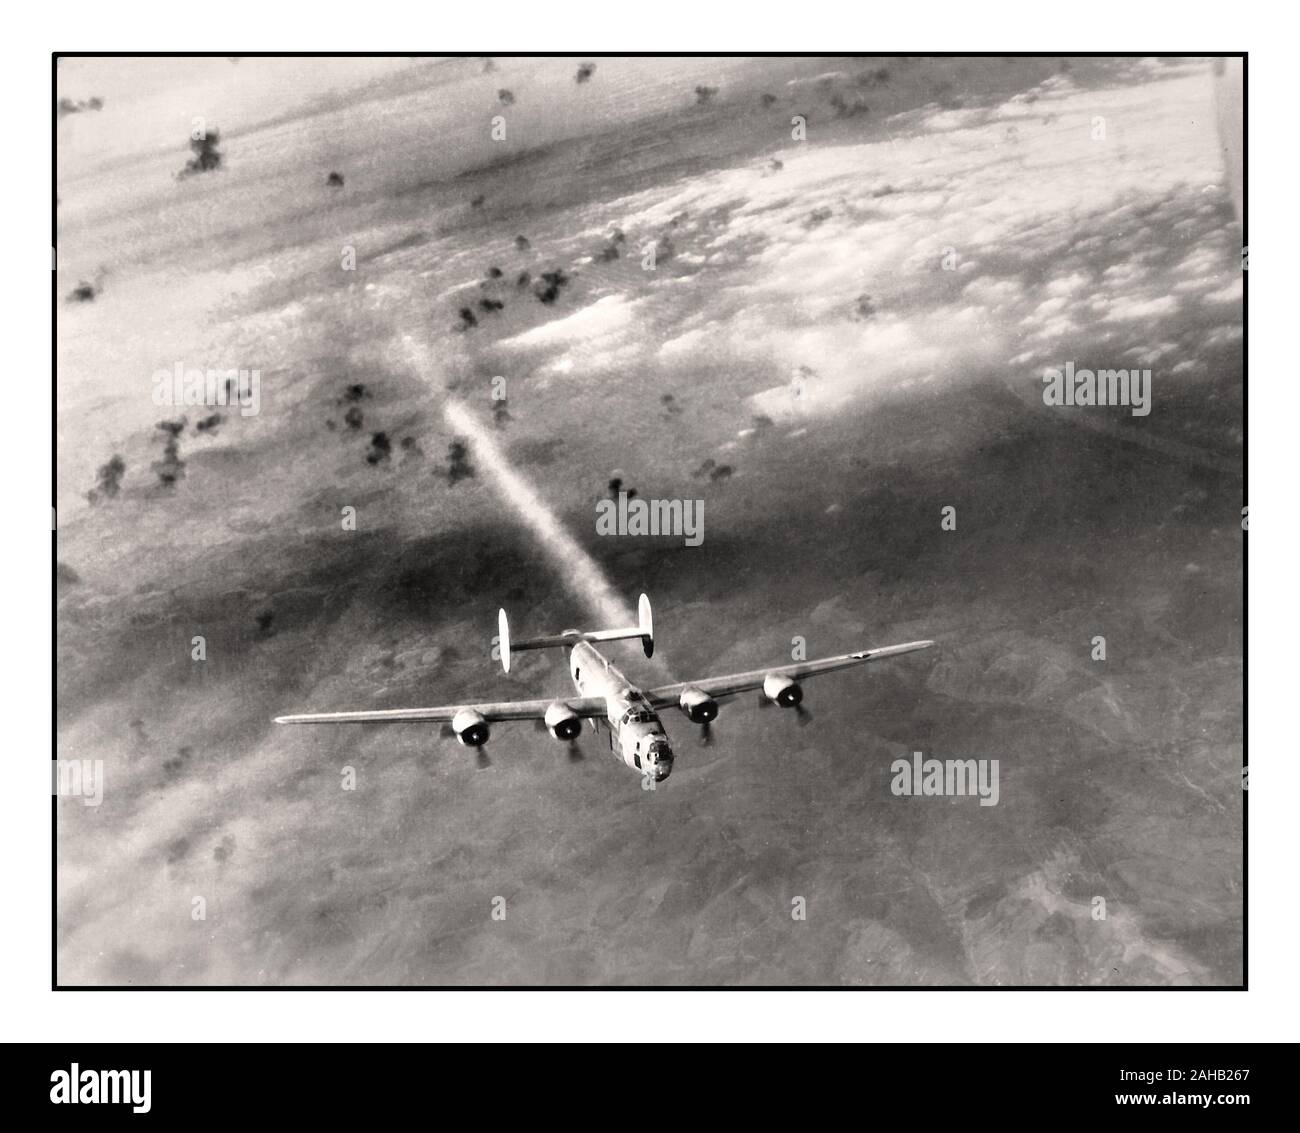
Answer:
275, 696, 608, 725
645, 640, 934, 706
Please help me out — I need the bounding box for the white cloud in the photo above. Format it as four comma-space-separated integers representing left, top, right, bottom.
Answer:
513, 65, 1237, 421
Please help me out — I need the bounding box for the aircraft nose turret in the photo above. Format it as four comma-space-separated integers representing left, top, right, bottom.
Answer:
646, 739, 674, 781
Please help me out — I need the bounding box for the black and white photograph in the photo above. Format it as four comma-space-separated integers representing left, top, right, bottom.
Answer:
52, 49, 1245, 994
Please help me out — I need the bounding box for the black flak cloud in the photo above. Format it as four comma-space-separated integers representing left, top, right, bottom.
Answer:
533, 269, 570, 305
180, 129, 224, 177
86, 455, 125, 505
58, 96, 104, 118
445, 439, 475, 485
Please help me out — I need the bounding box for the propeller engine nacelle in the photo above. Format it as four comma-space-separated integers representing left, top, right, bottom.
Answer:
451, 708, 490, 747
762, 674, 803, 709
678, 687, 719, 724
544, 701, 582, 742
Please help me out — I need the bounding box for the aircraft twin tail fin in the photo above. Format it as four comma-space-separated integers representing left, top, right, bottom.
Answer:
498, 593, 653, 673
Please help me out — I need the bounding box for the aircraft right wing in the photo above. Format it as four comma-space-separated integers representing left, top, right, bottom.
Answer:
275, 696, 607, 725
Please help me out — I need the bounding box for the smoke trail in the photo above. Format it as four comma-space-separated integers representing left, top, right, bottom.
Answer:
397, 333, 668, 674
443, 397, 642, 638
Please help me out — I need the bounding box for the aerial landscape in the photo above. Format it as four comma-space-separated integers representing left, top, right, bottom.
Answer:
55, 55, 1243, 986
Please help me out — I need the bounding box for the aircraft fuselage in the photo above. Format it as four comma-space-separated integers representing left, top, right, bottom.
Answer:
565, 636, 673, 781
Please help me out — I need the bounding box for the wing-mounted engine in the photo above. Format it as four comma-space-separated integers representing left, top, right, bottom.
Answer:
760, 674, 811, 724
678, 687, 719, 723
451, 708, 490, 747
762, 673, 803, 708
679, 686, 719, 745
543, 701, 582, 741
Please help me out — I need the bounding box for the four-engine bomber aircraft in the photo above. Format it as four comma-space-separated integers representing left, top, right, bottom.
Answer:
276, 595, 933, 783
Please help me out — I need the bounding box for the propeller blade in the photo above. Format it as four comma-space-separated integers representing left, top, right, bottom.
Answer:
439, 723, 456, 739
700, 720, 714, 746
795, 704, 813, 726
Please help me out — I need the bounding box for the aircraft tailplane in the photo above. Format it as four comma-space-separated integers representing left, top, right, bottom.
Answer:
498, 594, 653, 673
